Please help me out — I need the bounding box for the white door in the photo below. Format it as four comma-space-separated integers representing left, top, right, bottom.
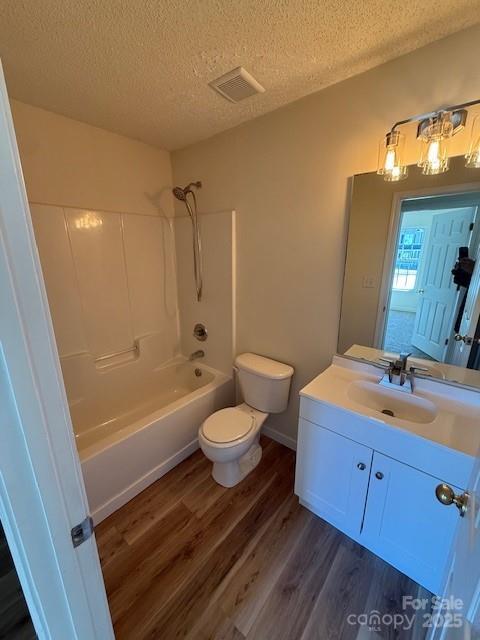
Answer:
430, 442, 480, 639
0, 62, 114, 638
294, 419, 373, 538
412, 208, 475, 361
361, 452, 460, 595
449, 243, 480, 368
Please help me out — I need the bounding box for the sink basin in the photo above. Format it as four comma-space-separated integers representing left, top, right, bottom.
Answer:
347, 380, 438, 424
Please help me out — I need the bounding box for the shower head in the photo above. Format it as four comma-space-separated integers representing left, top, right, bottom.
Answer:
172, 181, 202, 201
172, 186, 187, 201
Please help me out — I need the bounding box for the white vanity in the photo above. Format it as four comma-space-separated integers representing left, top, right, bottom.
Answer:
295, 355, 480, 595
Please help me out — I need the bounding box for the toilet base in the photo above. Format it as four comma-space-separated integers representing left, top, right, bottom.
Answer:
212, 441, 262, 488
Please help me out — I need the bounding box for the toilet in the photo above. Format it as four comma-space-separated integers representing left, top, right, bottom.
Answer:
199, 353, 294, 487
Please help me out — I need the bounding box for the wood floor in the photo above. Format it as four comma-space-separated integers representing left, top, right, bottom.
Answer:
0, 522, 36, 639
96, 437, 431, 640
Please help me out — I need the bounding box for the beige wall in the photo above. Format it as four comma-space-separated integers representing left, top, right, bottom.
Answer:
339, 159, 480, 354
172, 25, 480, 444
11, 100, 174, 217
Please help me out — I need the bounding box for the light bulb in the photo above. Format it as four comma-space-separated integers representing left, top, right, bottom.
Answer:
377, 131, 408, 181
427, 140, 440, 171
418, 114, 452, 175
384, 148, 396, 172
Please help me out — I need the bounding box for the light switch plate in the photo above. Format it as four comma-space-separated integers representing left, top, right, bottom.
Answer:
362, 276, 376, 288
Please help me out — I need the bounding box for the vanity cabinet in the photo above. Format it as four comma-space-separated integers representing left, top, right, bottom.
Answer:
295, 417, 461, 594
362, 452, 460, 593
295, 418, 373, 538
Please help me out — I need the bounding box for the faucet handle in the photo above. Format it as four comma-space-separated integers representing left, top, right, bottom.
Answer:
409, 365, 429, 373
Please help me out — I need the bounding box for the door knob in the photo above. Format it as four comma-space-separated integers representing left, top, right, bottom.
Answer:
375, 471, 384, 480
454, 334, 480, 346
357, 462, 366, 471
435, 483, 469, 517
418, 289, 425, 294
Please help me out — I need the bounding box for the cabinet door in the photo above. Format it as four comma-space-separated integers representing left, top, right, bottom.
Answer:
362, 452, 460, 594
295, 418, 373, 538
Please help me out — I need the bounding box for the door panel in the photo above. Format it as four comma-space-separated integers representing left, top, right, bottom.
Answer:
450, 243, 480, 367
295, 419, 373, 538
0, 60, 114, 638
433, 443, 480, 638
361, 452, 460, 594
412, 208, 475, 360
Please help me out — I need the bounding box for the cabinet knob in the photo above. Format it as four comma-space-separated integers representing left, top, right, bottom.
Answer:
375, 471, 384, 480
435, 483, 469, 517
357, 462, 366, 471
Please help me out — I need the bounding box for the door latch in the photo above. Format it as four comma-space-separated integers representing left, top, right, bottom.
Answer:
435, 484, 469, 517
71, 516, 94, 548
454, 334, 480, 346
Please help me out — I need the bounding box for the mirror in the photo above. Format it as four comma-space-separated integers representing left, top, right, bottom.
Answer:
339, 155, 480, 388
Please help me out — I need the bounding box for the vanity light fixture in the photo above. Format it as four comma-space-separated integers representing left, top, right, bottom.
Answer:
377, 98, 480, 181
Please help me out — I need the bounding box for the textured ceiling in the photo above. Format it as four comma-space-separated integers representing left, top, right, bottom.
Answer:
1, 1, 479, 150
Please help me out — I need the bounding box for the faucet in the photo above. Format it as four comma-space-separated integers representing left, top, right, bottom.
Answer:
379, 352, 414, 392
189, 350, 205, 361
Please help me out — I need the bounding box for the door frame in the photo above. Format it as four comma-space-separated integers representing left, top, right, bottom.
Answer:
0, 63, 114, 638
374, 183, 480, 351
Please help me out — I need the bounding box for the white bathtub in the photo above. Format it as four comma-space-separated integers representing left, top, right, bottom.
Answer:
68, 357, 233, 523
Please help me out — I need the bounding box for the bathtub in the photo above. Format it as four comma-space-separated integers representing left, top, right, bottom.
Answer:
67, 356, 233, 523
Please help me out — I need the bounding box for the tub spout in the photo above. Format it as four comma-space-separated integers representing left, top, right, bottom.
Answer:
189, 350, 205, 361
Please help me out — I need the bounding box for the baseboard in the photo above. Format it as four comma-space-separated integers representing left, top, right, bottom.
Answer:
262, 426, 297, 451
91, 439, 199, 524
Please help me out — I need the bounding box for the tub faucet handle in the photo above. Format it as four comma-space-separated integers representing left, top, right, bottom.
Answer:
189, 350, 205, 361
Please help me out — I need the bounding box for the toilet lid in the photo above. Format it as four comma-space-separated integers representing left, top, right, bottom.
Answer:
202, 408, 255, 444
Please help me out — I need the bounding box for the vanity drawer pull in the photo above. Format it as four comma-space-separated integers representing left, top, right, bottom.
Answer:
357, 462, 366, 471
375, 471, 384, 480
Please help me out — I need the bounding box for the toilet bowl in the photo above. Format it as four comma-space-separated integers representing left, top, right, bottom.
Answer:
199, 353, 294, 487
199, 404, 268, 487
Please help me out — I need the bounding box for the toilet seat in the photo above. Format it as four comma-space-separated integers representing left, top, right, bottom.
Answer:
201, 408, 255, 444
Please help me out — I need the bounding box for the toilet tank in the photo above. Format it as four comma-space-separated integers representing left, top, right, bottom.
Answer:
235, 353, 294, 413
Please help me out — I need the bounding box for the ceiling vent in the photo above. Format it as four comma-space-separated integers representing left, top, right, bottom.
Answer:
209, 67, 265, 103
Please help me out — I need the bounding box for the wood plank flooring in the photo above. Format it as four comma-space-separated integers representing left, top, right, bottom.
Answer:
0, 521, 36, 639
96, 437, 432, 640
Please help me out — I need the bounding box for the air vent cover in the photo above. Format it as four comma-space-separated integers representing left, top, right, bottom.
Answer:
209, 67, 265, 103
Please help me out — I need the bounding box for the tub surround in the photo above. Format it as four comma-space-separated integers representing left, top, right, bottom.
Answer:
31, 203, 179, 362
31, 200, 238, 523
295, 355, 480, 593
175, 209, 236, 375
